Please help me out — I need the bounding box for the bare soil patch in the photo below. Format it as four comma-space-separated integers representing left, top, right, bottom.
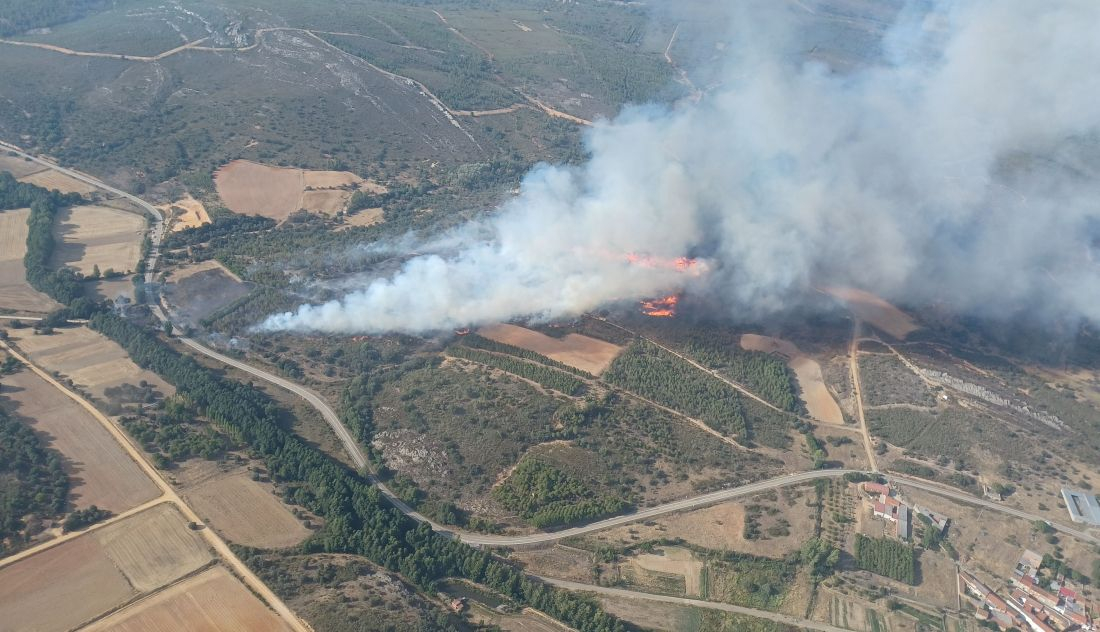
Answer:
479, 323, 624, 374
95, 502, 213, 592
630, 546, 705, 596
17, 168, 98, 194
339, 207, 385, 229
52, 204, 145, 275
8, 325, 174, 402
0, 153, 46, 178
741, 333, 844, 425
0, 207, 60, 313
162, 195, 211, 233
214, 159, 387, 220
823, 287, 919, 339
0, 530, 134, 632
83, 565, 293, 632
1, 368, 159, 512
182, 468, 310, 548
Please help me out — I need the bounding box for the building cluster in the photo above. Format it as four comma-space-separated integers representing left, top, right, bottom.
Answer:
960, 550, 1094, 632
860, 481, 947, 542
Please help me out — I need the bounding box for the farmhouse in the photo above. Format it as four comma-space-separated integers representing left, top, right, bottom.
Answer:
1015, 549, 1043, 579
1061, 488, 1100, 526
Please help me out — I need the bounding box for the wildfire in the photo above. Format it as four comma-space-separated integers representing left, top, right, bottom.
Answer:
625, 253, 700, 272
640, 294, 680, 318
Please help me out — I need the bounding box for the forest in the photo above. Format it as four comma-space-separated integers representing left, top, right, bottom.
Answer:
853, 534, 917, 585
0, 403, 69, 553
603, 340, 750, 440
492, 459, 628, 528
681, 334, 802, 413
88, 311, 627, 632
0, 0, 105, 36
447, 344, 587, 396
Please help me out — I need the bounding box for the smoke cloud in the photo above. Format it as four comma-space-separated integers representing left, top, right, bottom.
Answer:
263, 1, 1100, 335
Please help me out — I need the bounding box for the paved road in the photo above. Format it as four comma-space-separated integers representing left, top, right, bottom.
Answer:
541, 578, 851, 632
0, 341, 310, 632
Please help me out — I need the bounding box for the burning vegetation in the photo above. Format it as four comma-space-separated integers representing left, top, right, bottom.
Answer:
640, 295, 680, 318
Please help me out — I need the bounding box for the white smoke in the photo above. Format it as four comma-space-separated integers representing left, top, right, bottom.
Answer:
263, 0, 1100, 335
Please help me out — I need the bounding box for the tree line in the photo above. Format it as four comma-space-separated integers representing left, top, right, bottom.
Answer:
87, 311, 628, 632
682, 336, 802, 413
854, 534, 917, 585
492, 459, 628, 529
0, 403, 69, 553
460, 333, 594, 378
448, 345, 587, 396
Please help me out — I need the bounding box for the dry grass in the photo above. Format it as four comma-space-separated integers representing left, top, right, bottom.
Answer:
17, 169, 98, 194
0, 207, 60, 313
596, 594, 691, 631
95, 503, 214, 592
0, 530, 134, 631
741, 334, 844, 425
214, 159, 388, 220
478, 323, 624, 374
1, 368, 159, 512
339, 207, 385, 229
52, 204, 145, 275
822, 287, 919, 339
630, 546, 705, 596
8, 325, 174, 401
83, 565, 293, 632
182, 469, 310, 548
163, 195, 211, 233
0, 153, 47, 177
468, 604, 572, 632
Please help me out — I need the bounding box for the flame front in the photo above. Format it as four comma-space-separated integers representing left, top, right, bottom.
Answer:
626, 253, 701, 273
640, 294, 679, 317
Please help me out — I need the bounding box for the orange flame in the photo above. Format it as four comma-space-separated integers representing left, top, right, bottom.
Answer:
626, 253, 699, 272
640, 295, 680, 317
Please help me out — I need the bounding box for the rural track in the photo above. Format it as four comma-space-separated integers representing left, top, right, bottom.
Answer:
848, 320, 880, 472
540, 578, 853, 632
0, 341, 311, 632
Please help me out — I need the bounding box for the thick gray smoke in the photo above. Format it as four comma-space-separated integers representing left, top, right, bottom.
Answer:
263, 0, 1100, 335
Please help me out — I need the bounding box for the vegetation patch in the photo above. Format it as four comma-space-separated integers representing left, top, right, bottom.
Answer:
853, 534, 917, 585
493, 458, 628, 529
448, 344, 587, 395
0, 403, 68, 552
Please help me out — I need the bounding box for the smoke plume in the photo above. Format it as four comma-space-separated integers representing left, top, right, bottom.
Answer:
263, 1, 1100, 335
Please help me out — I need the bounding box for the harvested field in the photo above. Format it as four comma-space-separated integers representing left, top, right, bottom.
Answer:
8, 325, 174, 402
214, 160, 388, 220
94, 502, 213, 592
0, 207, 60, 313
52, 204, 145, 275
88, 276, 136, 302
741, 334, 844, 425
0, 529, 134, 632
17, 168, 98, 194
339, 207, 385, 229
469, 604, 571, 632
631, 547, 705, 597
163, 195, 211, 232
823, 287, 919, 339
84, 565, 291, 632
0, 153, 46, 178
183, 469, 310, 548
162, 260, 250, 329
1, 367, 159, 512
479, 323, 624, 374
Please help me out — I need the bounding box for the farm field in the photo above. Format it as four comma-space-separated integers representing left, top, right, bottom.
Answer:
214, 159, 388, 221
180, 466, 311, 549
163, 195, 211, 232
823, 287, 919, 339
17, 168, 99, 194
340, 206, 385, 229
0, 367, 159, 512
0, 207, 60, 313
630, 546, 705, 597
478, 323, 624, 374
0, 503, 211, 631
52, 204, 146, 275
7, 325, 174, 402
84, 565, 293, 632
0, 153, 47, 177
162, 260, 250, 329
741, 334, 844, 424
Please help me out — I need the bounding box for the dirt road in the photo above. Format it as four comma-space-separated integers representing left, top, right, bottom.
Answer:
541, 578, 852, 632
848, 320, 879, 471
0, 341, 310, 632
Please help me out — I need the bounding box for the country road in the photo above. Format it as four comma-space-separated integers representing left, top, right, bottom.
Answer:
541, 578, 852, 632
848, 320, 879, 472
